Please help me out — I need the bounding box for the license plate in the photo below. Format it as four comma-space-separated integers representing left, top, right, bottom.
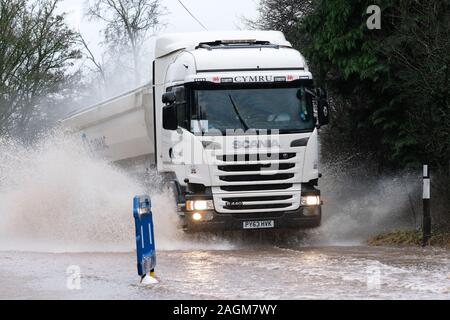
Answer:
243, 220, 275, 230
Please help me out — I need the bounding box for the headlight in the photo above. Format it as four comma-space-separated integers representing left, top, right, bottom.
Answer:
186, 200, 214, 211
301, 195, 321, 206
191, 212, 214, 222
192, 212, 203, 221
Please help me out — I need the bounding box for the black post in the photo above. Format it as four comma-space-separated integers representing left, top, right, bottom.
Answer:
422, 165, 431, 246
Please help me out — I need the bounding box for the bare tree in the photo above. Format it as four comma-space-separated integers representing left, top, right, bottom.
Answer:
243, 0, 315, 47
78, 34, 106, 86
0, 0, 80, 137
86, 0, 166, 86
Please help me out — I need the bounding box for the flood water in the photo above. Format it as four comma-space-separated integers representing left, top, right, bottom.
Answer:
1, 246, 449, 300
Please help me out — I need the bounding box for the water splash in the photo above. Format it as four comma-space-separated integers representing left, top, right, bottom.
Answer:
310, 154, 419, 245
0, 131, 140, 252
0, 130, 233, 253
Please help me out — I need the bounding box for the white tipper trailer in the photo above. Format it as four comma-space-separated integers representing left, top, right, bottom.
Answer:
62, 31, 330, 232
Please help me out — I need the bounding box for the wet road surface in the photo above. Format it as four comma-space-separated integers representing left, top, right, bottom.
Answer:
0, 246, 449, 300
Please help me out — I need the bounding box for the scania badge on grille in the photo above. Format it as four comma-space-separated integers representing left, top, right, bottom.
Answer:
233, 140, 280, 149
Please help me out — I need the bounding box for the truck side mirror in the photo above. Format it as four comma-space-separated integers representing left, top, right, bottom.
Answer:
163, 105, 177, 130
316, 88, 330, 126
162, 92, 176, 104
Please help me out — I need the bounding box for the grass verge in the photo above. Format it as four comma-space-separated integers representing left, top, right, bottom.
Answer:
367, 229, 450, 248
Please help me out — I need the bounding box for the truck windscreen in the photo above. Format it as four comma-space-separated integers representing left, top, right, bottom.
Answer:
191, 86, 315, 135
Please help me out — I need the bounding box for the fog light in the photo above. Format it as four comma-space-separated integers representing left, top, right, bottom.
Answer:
186, 200, 214, 211
303, 206, 320, 216
192, 212, 202, 221
301, 195, 320, 206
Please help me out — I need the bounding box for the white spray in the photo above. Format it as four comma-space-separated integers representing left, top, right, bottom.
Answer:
309, 154, 419, 245
0, 130, 232, 253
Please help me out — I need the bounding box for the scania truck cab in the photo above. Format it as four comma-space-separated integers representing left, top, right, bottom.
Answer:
63, 31, 329, 232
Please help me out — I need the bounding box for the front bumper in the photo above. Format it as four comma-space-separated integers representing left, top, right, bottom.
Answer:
183, 206, 321, 232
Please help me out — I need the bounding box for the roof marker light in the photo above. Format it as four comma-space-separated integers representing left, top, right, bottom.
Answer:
274, 76, 287, 82
221, 77, 234, 83
221, 39, 257, 44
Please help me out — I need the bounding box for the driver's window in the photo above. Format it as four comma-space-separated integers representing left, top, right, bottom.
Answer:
297, 87, 312, 122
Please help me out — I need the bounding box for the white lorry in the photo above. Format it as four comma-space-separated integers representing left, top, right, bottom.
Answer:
63, 31, 330, 232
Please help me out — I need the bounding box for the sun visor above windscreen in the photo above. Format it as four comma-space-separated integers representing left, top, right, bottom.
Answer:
154, 31, 292, 58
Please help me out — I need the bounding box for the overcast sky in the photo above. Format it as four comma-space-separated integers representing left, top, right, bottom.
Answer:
60, 0, 259, 58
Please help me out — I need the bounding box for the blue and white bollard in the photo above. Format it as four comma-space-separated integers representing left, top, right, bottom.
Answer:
133, 195, 158, 285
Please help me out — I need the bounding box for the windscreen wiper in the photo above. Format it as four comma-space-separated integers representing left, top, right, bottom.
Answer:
228, 94, 249, 131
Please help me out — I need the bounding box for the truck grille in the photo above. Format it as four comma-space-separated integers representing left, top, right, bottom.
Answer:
212, 150, 302, 213
222, 195, 293, 210
213, 192, 301, 213
220, 184, 293, 192
220, 173, 294, 182
222, 195, 293, 202
217, 153, 296, 162
218, 163, 295, 172
224, 203, 291, 210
